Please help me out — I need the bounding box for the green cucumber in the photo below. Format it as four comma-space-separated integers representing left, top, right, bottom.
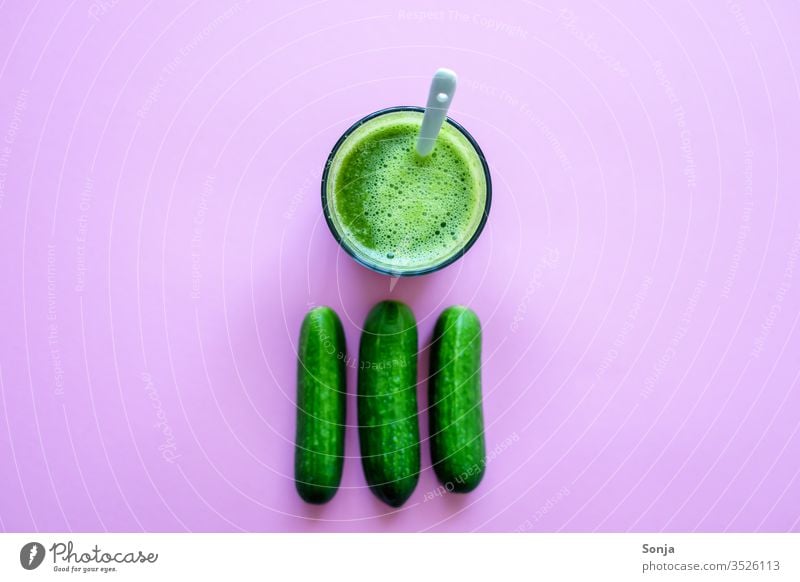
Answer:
294, 306, 347, 504
429, 305, 486, 493
358, 300, 420, 507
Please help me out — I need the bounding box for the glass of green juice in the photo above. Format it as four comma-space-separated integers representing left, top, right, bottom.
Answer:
321, 106, 491, 277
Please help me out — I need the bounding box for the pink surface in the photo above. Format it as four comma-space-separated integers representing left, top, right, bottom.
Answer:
1, 0, 799, 532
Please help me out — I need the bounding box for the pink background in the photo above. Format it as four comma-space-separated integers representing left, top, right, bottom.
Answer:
1, 0, 799, 532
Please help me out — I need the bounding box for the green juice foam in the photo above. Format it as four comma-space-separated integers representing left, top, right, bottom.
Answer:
325, 110, 488, 274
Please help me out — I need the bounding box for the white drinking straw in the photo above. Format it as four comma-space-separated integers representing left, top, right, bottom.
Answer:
415, 68, 458, 156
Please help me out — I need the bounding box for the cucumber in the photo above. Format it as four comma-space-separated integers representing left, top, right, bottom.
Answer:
428, 306, 486, 493
294, 306, 347, 504
358, 300, 420, 507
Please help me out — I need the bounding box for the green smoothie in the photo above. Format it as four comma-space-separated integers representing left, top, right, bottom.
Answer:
324, 109, 488, 275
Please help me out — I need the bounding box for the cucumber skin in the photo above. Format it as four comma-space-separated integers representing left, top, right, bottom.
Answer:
429, 306, 486, 493
358, 301, 420, 508
295, 306, 347, 504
